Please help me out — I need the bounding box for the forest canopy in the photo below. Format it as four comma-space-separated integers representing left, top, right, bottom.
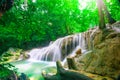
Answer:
0, 0, 120, 54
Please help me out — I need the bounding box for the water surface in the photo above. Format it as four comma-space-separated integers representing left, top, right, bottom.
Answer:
11, 60, 57, 80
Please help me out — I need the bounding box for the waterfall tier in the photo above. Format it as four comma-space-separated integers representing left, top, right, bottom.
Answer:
28, 33, 87, 61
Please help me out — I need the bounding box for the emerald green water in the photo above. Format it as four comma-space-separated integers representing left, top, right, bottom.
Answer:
11, 60, 57, 80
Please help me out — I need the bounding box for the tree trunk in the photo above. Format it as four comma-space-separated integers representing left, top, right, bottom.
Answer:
67, 57, 78, 70
97, 0, 116, 30
42, 61, 93, 80
97, 0, 106, 30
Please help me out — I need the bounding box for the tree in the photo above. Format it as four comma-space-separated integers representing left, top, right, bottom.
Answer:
97, 0, 106, 29
97, 0, 116, 30
0, 0, 14, 17
42, 61, 93, 80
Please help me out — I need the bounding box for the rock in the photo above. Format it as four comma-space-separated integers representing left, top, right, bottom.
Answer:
67, 57, 78, 70
61, 36, 74, 59
75, 48, 81, 55
19, 52, 30, 60
74, 23, 120, 79
1, 48, 23, 62
95, 43, 105, 49
117, 75, 120, 80
42, 61, 93, 80
106, 32, 118, 39
18, 73, 29, 80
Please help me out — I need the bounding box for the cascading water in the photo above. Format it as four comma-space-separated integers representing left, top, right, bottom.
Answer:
10, 33, 87, 80
28, 33, 87, 61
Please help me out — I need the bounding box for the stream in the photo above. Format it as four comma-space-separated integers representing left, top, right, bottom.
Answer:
11, 33, 87, 80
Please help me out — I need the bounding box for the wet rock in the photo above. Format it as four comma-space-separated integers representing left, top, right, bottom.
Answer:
76, 48, 81, 55
18, 73, 29, 80
1, 48, 23, 62
19, 52, 30, 60
117, 75, 120, 80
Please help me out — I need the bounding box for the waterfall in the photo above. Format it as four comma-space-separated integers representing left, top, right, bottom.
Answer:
28, 33, 87, 61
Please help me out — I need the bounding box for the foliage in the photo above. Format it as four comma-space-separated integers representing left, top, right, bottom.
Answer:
0, 51, 18, 79
0, 63, 17, 79
0, 0, 120, 54
104, 0, 120, 21
0, 48, 23, 63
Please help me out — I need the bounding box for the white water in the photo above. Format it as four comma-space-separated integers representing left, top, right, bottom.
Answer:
28, 33, 87, 61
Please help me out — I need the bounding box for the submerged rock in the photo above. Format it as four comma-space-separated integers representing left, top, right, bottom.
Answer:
18, 73, 29, 80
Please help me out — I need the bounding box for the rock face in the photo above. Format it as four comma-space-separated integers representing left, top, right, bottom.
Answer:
75, 21, 120, 79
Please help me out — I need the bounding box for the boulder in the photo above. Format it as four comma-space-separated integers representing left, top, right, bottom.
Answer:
75, 23, 120, 79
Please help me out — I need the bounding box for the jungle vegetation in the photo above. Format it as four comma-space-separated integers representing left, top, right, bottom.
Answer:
0, 0, 120, 55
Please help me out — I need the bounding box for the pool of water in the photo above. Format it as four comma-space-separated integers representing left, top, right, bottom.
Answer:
11, 59, 57, 80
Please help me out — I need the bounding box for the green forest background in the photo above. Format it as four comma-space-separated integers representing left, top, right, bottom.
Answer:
0, 0, 120, 55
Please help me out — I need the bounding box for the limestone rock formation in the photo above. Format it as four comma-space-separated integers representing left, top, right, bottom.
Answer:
75, 21, 120, 79
41, 21, 120, 80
